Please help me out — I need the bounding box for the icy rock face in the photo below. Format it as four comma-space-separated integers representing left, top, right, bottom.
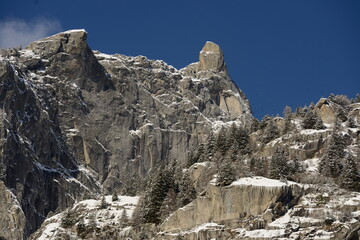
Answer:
0, 30, 252, 237
0, 59, 98, 237
0, 181, 26, 240
161, 177, 302, 232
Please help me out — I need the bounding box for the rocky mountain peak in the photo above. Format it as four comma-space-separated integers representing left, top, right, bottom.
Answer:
26, 29, 88, 58
198, 41, 226, 72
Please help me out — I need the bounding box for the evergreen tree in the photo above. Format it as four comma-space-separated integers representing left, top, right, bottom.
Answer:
159, 188, 178, 221
340, 155, 360, 191
309, 102, 315, 110
288, 158, 302, 175
217, 159, 236, 186
227, 124, 237, 149
302, 111, 317, 129
228, 142, 239, 161
120, 209, 129, 227
250, 157, 268, 177
0, 161, 5, 180
112, 189, 119, 202
295, 107, 306, 118
139, 167, 173, 224
250, 118, 259, 132
188, 144, 205, 166
206, 133, 216, 161
347, 117, 357, 128
282, 106, 293, 135
76, 217, 87, 238
259, 115, 271, 130
336, 107, 348, 122
99, 195, 108, 209
87, 213, 97, 230
61, 209, 77, 228
217, 127, 230, 155
269, 146, 289, 179
122, 174, 141, 196
319, 126, 345, 178
283, 106, 293, 119
234, 126, 251, 155
261, 119, 280, 144
177, 172, 196, 207
314, 118, 326, 130
354, 93, 360, 103
333, 95, 351, 107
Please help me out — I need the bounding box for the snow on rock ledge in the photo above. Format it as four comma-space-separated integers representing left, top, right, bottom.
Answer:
161, 177, 303, 233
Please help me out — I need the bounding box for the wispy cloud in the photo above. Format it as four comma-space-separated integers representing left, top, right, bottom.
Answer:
0, 18, 62, 49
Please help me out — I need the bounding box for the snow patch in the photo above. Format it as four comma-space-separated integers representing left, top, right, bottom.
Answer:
303, 158, 320, 172
231, 176, 296, 187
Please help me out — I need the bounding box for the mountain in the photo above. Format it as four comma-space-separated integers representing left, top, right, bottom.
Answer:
0, 29, 252, 239
0, 30, 359, 240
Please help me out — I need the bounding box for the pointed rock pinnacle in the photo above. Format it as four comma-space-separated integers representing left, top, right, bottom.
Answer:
198, 41, 226, 72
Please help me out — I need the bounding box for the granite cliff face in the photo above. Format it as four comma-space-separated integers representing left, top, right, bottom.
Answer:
0, 29, 252, 238
1, 30, 359, 240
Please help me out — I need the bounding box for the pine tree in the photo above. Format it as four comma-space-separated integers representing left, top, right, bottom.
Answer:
261, 119, 280, 144
250, 118, 259, 132
177, 172, 196, 207
259, 115, 271, 130
188, 144, 205, 166
336, 107, 348, 122
283, 106, 293, 119
228, 142, 239, 161
234, 126, 251, 155
87, 213, 97, 230
159, 188, 178, 221
99, 195, 108, 209
295, 107, 306, 118
314, 118, 326, 130
217, 159, 236, 186
206, 133, 216, 161
287, 157, 302, 175
120, 209, 129, 227
250, 157, 268, 177
112, 189, 119, 202
354, 93, 360, 103
282, 106, 293, 135
319, 125, 345, 178
76, 217, 87, 238
347, 117, 357, 128
340, 155, 360, 191
0, 161, 5, 180
217, 127, 230, 155
333, 95, 351, 107
122, 174, 141, 196
61, 209, 76, 228
139, 167, 173, 224
269, 146, 289, 179
302, 111, 317, 129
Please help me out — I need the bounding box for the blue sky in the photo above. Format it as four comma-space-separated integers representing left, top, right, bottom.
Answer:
0, 0, 359, 119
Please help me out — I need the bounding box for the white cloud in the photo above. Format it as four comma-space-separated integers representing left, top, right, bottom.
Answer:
0, 18, 62, 49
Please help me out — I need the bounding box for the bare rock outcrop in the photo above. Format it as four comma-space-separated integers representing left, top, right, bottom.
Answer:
315, 98, 336, 124
161, 177, 302, 233
0, 181, 26, 240
198, 41, 226, 72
